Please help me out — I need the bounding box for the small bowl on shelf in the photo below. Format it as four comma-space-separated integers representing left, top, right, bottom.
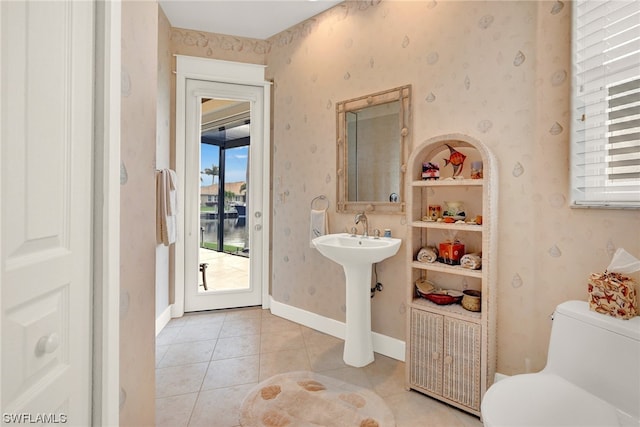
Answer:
415, 278, 436, 298
461, 289, 481, 312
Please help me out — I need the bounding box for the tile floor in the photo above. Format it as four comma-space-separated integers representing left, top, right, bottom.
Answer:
156, 306, 483, 427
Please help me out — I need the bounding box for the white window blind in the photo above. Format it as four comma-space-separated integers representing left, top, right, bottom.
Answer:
571, 0, 640, 207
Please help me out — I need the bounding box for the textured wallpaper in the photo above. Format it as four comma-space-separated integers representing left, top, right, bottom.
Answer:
121, 2, 159, 425
170, 0, 640, 375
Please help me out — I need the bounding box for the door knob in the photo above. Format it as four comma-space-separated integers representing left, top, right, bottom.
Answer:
254, 211, 262, 218
36, 333, 60, 356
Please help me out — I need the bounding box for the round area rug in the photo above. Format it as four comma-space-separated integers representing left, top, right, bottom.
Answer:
240, 371, 396, 427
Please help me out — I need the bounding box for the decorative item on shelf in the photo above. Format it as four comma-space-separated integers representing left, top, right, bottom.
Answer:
422, 162, 440, 180
443, 144, 467, 177
415, 277, 464, 305
416, 246, 438, 263
471, 161, 483, 179
461, 289, 481, 312
415, 278, 436, 298
442, 201, 466, 222
425, 289, 463, 305
587, 248, 639, 319
460, 253, 482, 270
427, 204, 441, 221
438, 240, 465, 265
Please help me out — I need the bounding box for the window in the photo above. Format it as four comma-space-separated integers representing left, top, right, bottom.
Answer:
571, 0, 640, 207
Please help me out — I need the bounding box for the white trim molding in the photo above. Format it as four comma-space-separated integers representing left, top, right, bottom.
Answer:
93, 1, 121, 425
156, 304, 172, 336
174, 56, 271, 316
269, 297, 405, 362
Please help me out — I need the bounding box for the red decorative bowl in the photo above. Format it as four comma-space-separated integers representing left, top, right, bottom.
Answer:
425, 292, 460, 305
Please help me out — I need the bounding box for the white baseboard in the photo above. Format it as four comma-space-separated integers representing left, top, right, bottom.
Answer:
269, 297, 405, 362
156, 304, 173, 336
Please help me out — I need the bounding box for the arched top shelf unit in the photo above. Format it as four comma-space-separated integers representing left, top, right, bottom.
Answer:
404, 133, 498, 417
407, 133, 498, 185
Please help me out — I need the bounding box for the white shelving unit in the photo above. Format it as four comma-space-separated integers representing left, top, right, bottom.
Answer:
405, 134, 497, 416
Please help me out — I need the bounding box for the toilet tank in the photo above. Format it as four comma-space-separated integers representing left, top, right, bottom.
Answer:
544, 300, 640, 421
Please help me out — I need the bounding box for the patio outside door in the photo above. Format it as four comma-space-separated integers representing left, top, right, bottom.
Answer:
184, 79, 265, 312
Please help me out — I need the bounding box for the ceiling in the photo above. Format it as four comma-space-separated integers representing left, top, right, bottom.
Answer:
158, 0, 343, 40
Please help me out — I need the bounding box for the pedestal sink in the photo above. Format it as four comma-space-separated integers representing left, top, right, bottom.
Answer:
312, 233, 401, 367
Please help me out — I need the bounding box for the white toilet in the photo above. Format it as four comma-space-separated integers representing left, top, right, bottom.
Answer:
481, 300, 640, 426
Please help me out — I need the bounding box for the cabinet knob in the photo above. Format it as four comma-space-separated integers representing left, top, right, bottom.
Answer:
444, 355, 453, 365
431, 352, 439, 361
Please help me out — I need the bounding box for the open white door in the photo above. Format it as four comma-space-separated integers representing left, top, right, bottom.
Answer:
1, 1, 94, 423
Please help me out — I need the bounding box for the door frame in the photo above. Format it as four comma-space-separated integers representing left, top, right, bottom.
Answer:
93, 1, 121, 425
174, 56, 271, 316
184, 79, 263, 311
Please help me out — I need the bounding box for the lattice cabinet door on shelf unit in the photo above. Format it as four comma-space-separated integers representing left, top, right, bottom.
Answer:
405, 134, 497, 417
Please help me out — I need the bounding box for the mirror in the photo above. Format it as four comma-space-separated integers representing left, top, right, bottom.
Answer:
336, 85, 411, 214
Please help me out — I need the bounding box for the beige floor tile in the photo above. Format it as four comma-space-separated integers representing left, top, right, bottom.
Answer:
201, 355, 259, 390
183, 311, 227, 325
306, 341, 347, 372
364, 354, 408, 397
212, 334, 260, 360
259, 348, 311, 381
223, 306, 262, 322
300, 326, 343, 348
188, 383, 255, 427
218, 318, 261, 338
259, 329, 305, 353
156, 362, 209, 398
156, 326, 183, 347
171, 323, 222, 344
453, 408, 484, 427
261, 315, 302, 334
318, 366, 373, 389
158, 340, 217, 368
155, 392, 198, 427
384, 390, 482, 427
156, 344, 170, 368
163, 316, 189, 328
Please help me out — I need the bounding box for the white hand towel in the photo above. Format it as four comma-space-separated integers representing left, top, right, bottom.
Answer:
417, 246, 438, 263
156, 169, 178, 246
460, 253, 482, 270
310, 209, 328, 248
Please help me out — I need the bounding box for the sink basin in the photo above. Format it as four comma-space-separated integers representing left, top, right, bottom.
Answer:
312, 233, 401, 367
312, 233, 401, 266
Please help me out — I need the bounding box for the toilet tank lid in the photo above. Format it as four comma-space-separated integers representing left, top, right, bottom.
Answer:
556, 301, 640, 341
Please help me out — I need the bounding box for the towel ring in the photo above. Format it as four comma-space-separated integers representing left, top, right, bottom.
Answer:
311, 195, 330, 210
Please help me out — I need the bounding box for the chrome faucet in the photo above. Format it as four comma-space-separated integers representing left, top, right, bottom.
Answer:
354, 212, 368, 237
